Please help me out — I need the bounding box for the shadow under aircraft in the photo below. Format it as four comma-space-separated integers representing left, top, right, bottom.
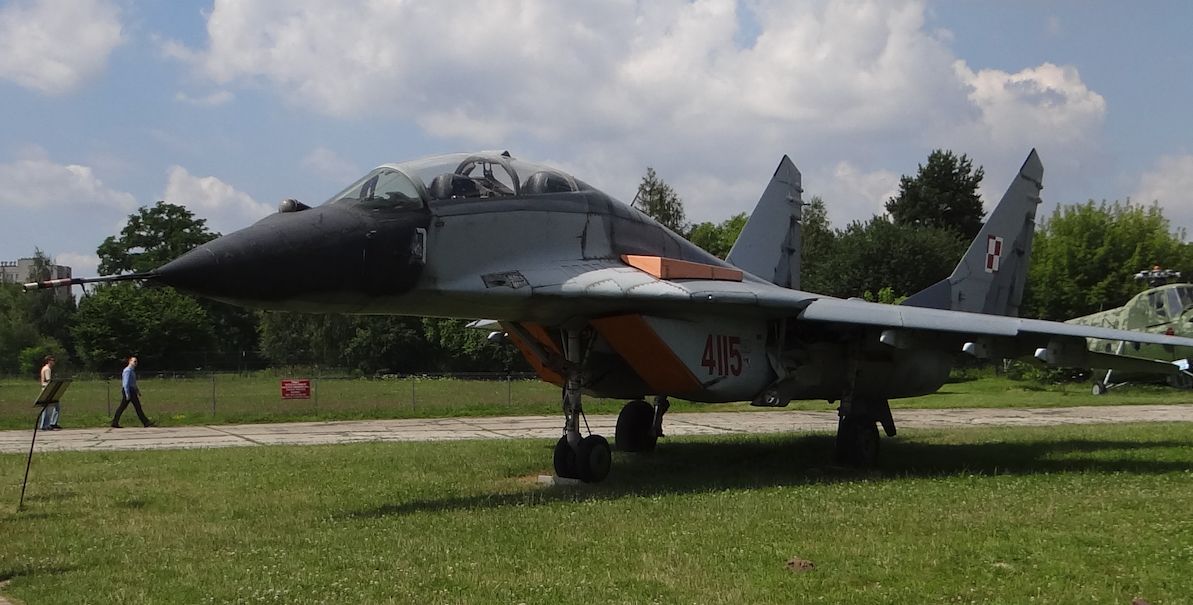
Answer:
27, 150, 1193, 483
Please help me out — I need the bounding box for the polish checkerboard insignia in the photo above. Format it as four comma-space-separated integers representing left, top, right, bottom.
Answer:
985, 235, 1003, 273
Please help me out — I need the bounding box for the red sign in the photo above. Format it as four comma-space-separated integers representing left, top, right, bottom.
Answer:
281, 379, 311, 399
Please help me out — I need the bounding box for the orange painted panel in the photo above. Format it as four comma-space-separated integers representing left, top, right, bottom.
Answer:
590, 315, 703, 393
621, 255, 743, 282
500, 322, 565, 387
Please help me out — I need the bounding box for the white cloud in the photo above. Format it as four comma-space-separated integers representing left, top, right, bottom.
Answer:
0, 146, 137, 209
162, 166, 273, 235
952, 62, 1106, 150
813, 162, 900, 227
165, 0, 1109, 225
1132, 155, 1193, 235
0, 0, 124, 95
175, 90, 235, 106
54, 251, 99, 277
301, 147, 360, 183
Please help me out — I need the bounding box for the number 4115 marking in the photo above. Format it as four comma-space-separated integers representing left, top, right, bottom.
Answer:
701, 335, 742, 377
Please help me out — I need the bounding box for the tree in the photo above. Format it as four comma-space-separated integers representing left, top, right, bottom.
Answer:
22, 248, 77, 364
632, 167, 688, 234
94, 201, 260, 359
257, 313, 523, 374
1023, 200, 1193, 321
98, 202, 218, 275
812, 217, 967, 300
885, 150, 986, 240
72, 283, 215, 371
688, 213, 747, 258
798, 196, 838, 295
420, 318, 523, 372
0, 284, 43, 375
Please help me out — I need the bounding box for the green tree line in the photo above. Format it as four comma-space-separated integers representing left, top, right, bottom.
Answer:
4, 150, 1191, 378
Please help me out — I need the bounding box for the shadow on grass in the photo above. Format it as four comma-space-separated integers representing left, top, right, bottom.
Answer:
0, 563, 77, 584
349, 432, 1193, 518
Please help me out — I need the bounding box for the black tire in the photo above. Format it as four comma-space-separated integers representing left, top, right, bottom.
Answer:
1092, 381, 1107, 396
835, 415, 880, 468
615, 399, 657, 453
553, 436, 578, 479
576, 435, 612, 483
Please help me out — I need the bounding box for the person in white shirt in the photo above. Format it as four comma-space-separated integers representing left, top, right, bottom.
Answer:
38, 356, 60, 430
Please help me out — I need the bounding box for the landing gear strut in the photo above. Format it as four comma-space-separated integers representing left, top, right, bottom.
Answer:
550, 328, 612, 483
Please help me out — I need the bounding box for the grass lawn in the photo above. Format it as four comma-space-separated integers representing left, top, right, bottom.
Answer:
2, 373, 1191, 431
2, 423, 1193, 604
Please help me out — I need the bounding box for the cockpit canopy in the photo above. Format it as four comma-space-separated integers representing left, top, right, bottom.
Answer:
325, 151, 588, 212
1143, 284, 1193, 322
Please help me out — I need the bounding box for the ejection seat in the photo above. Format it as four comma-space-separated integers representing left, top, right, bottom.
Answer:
521, 171, 577, 194
428, 173, 481, 199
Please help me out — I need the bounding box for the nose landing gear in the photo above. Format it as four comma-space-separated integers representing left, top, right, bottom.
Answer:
551, 328, 613, 483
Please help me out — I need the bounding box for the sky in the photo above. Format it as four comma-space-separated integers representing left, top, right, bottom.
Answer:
3, 0, 1193, 280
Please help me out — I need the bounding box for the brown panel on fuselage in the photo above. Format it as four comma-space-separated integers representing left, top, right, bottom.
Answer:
589, 315, 703, 394
621, 255, 744, 281
501, 322, 565, 387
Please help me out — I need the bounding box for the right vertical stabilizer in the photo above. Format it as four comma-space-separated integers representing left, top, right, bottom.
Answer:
900, 149, 1044, 316
726, 156, 803, 289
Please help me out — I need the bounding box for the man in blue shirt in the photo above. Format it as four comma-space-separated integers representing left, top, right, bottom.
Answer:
112, 356, 154, 428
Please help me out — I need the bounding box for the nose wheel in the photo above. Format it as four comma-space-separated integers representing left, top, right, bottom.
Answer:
555, 435, 612, 482
552, 328, 613, 483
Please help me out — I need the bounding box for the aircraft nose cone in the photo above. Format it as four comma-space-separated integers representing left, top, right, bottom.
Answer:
151, 206, 428, 307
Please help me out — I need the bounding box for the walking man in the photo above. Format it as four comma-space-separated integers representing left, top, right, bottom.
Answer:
38, 355, 61, 430
112, 356, 154, 428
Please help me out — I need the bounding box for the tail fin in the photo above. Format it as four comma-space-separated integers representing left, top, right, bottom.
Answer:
900, 149, 1044, 316
726, 156, 803, 289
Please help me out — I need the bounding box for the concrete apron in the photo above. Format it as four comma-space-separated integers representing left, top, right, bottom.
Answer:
3, 405, 1193, 454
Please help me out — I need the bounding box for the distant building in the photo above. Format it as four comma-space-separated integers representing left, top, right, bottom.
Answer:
0, 258, 72, 300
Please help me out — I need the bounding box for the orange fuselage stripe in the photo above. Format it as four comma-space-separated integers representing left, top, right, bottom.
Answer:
590, 315, 703, 393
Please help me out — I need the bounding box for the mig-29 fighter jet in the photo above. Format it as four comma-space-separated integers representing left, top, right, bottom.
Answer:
28, 150, 1193, 483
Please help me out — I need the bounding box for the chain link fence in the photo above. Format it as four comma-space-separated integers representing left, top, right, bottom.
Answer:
0, 370, 609, 429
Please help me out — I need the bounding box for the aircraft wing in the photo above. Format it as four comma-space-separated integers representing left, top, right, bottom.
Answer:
522, 262, 1193, 371
796, 296, 1193, 370
797, 296, 1193, 346
525, 262, 1192, 343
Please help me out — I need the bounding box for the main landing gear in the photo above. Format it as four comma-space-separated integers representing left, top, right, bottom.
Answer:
615, 395, 669, 453
835, 398, 896, 468
551, 329, 612, 483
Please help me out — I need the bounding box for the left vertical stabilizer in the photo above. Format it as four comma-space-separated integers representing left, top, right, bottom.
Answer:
726, 156, 803, 289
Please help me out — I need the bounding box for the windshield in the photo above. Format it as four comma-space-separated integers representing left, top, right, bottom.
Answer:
1171, 285, 1193, 316
326, 168, 425, 211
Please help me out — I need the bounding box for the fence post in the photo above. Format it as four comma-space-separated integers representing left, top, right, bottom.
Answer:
211, 372, 217, 416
